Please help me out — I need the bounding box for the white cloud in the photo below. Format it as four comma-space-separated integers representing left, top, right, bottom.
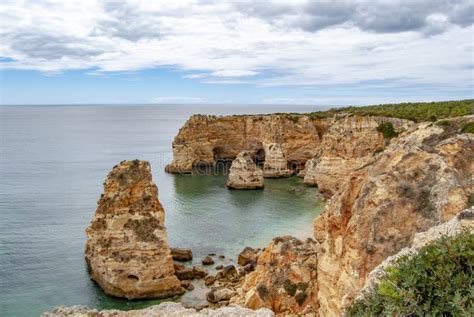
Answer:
211, 70, 259, 77
0, 0, 472, 91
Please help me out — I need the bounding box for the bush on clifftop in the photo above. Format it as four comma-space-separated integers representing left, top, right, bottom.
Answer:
347, 231, 474, 316
377, 122, 398, 139
308, 99, 474, 122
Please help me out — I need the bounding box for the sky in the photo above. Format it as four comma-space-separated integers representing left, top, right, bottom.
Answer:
0, 0, 473, 106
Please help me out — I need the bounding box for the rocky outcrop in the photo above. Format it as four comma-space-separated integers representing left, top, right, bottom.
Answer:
359, 207, 474, 300
165, 114, 327, 173
85, 160, 183, 299
262, 143, 293, 177
231, 236, 318, 315
227, 151, 264, 189
304, 115, 413, 196
313, 123, 473, 315
42, 302, 275, 317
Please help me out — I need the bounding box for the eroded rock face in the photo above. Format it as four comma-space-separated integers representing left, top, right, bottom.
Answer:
314, 123, 474, 315
165, 114, 326, 173
262, 143, 293, 178
231, 236, 318, 315
304, 115, 413, 196
227, 151, 264, 189
85, 160, 183, 299
359, 207, 474, 300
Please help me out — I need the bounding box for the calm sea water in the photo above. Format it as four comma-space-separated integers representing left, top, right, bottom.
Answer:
0, 105, 327, 316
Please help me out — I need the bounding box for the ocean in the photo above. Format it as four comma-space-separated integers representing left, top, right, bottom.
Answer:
0, 104, 327, 316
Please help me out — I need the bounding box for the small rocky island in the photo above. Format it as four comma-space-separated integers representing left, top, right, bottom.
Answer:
45, 101, 474, 316
85, 160, 183, 299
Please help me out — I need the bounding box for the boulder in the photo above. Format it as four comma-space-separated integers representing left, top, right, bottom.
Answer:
202, 256, 215, 265
192, 266, 208, 278
227, 151, 264, 189
216, 265, 239, 282
238, 247, 259, 266
206, 288, 236, 304
170, 248, 193, 262
84, 160, 183, 299
175, 268, 194, 281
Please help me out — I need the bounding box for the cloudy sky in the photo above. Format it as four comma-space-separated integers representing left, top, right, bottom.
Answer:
0, 0, 473, 105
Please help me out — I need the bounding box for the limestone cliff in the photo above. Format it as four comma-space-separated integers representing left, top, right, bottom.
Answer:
165, 114, 327, 173
304, 115, 413, 196
85, 160, 183, 299
314, 122, 473, 315
227, 151, 264, 189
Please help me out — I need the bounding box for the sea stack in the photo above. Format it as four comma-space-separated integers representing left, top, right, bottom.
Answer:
85, 160, 183, 299
227, 151, 264, 189
262, 143, 293, 178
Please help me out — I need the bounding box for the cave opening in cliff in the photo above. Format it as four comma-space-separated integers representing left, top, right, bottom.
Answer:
255, 148, 266, 166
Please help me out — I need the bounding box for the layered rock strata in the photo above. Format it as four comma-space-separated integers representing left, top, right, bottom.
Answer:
262, 143, 293, 178
314, 122, 473, 315
227, 151, 264, 189
231, 236, 318, 315
165, 114, 326, 173
304, 115, 413, 196
85, 160, 183, 299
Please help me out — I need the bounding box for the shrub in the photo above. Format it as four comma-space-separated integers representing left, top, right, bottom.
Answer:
347, 231, 474, 316
460, 122, 474, 134
436, 120, 451, 126
377, 122, 398, 139
306, 99, 474, 122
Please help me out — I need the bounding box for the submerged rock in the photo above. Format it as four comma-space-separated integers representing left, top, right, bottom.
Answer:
85, 160, 183, 299
227, 151, 264, 189
201, 256, 215, 265
262, 143, 293, 178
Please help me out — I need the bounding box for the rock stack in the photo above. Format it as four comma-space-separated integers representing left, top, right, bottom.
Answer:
227, 151, 264, 189
85, 160, 183, 299
262, 143, 293, 178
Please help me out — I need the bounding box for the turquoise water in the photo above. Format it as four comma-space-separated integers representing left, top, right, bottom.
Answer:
0, 105, 326, 316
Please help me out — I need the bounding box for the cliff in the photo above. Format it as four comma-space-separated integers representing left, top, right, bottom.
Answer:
314, 120, 473, 315
165, 114, 327, 173
85, 160, 183, 299
303, 115, 413, 196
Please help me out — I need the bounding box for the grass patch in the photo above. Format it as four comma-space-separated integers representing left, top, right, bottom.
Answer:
460, 122, 474, 134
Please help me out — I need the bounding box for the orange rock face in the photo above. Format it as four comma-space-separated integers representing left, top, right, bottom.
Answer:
304, 115, 413, 196
314, 122, 473, 315
85, 160, 183, 299
231, 236, 318, 315
165, 114, 327, 173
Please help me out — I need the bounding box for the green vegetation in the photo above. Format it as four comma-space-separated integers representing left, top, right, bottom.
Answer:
460, 122, 474, 134
347, 231, 474, 316
307, 99, 474, 122
377, 122, 398, 139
